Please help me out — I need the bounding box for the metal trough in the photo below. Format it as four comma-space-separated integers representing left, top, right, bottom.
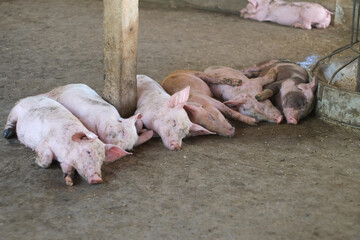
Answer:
312, 58, 360, 128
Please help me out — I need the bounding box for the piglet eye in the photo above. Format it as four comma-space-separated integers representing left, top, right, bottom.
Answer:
172, 120, 177, 127
87, 151, 91, 155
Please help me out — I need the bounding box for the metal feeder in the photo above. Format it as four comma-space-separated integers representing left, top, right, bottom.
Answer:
311, 0, 360, 128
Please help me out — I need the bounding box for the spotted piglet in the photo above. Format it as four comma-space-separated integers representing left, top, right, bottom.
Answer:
3, 96, 129, 185
241, 59, 317, 124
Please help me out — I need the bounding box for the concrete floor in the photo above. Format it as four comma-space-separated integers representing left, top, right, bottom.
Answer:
0, 1, 359, 239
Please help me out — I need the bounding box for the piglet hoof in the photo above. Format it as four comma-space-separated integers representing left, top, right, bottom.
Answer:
64, 175, 74, 186
267, 68, 278, 79
256, 89, 273, 102
220, 78, 242, 86
223, 78, 242, 86
255, 94, 264, 102
3, 128, 16, 139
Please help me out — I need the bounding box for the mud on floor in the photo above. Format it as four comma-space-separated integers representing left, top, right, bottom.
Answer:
0, 1, 359, 239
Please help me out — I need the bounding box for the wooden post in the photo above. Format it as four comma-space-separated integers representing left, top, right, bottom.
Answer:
357, 58, 360, 92
103, 0, 139, 117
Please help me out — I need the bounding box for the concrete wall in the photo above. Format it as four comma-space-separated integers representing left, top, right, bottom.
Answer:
141, 0, 355, 26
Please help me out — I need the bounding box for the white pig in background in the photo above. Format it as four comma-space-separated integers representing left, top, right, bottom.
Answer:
3, 96, 129, 185
42, 84, 153, 151
240, 0, 332, 29
136, 75, 214, 151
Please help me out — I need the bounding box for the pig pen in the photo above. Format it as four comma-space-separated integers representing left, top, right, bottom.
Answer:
1, 1, 359, 239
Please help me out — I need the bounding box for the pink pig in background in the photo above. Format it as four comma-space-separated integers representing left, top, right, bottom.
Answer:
136, 75, 214, 151
240, 0, 332, 29
3, 96, 129, 185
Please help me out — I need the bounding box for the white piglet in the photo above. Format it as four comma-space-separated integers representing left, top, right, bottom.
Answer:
42, 84, 153, 151
3, 96, 129, 186
136, 75, 214, 151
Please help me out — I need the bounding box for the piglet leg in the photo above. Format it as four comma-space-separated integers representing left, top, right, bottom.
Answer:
206, 96, 257, 125
195, 72, 243, 86
241, 59, 281, 77
292, 22, 312, 30
60, 163, 75, 186
256, 79, 283, 102
3, 106, 19, 139
255, 89, 274, 102
252, 68, 278, 87
35, 144, 54, 168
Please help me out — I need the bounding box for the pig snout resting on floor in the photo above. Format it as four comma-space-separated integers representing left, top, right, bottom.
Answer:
161, 70, 257, 137
42, 84, 153, 150
3, 96, 129, 185
204, 66, 283, 124
240, 0, 332, 29
241, 59, 317, 124
136, 75, 214, 151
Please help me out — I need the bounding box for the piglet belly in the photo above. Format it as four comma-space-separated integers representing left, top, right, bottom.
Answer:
15, 117, 51, 150
267, 7, 301, 26
209, 85, 235, 101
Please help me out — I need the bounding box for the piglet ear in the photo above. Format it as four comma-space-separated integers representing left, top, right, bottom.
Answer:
104, 144, 131, 163
184, 103, 202, 114
248, 0, 258, 8
310, 76, 318, 92
131, 113, 142, 123
188, 123, 215, 136
135, 119, 144, 133
134, 129, 153, 147
167, 86, 190, 108
224, 96, 248, 108
72, 132, 97, 142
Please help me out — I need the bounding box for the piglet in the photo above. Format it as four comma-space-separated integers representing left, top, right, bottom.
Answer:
240, 0, 332, 29
42, 84, 153, 150
136, 75, 214, 151
161, 70, 257, 137
241, 59, 317, 124
204, 66, 283, 123
3, 96, 129, 185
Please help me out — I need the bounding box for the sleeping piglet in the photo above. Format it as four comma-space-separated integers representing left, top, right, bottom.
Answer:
42, 84, 153, 150
3, 96, 129, 185
241, 59, 317, 124
136, 75, 214, 151
240, 0, 332, 29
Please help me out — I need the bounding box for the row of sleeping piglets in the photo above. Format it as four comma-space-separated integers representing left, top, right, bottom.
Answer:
240, 0, 332, 29
4, 84, 153, 186
158, 60, 317, 135
3, 63, 317, 185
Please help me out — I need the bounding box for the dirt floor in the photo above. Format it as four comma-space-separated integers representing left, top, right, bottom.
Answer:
1, 0, 359, 239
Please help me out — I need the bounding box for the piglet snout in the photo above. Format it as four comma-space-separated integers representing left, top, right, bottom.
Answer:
227, 127, 235, 137
88, 175, 103, 184
169, 142, 181, 151
276, 115, 284, 124
287, 117, 298, 125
